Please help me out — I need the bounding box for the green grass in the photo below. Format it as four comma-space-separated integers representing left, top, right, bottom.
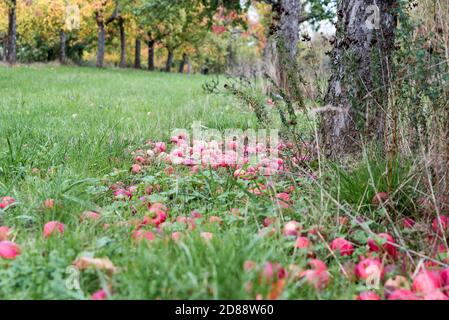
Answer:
0, 65, 254, 177
0, 65, 257, 220
2, 65, 339, 300
0, 65, 434, 300
0, 66, 257, 298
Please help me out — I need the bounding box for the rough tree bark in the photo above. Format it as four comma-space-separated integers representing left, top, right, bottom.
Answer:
147, 38, 155, 71
95, 9, 117, 68
320, 0, 398, 159
95, 13, 106, 68
60, 30, 67, 64
134, 38, 141, 69
96, 26, 105, 67
265, 0, 301, 87
165, 49, 174, 72
178, 52, 188, 73
118, 17, 126, 68
278, 0, 300, 60
6, 0, 17, 64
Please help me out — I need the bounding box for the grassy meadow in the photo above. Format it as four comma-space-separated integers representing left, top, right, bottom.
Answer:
0, 65, 339, 299
0, 65, 446, 301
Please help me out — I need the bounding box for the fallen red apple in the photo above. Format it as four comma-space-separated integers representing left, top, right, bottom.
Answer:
356, 291, 381, 300
276, 193, 291, 209
423, 290, 449, 300
295, 236, 310, 250
367, 233, 397, 258
300, 259, 329, 290
372, 192, 389, 206
387, 289, 420, 300
80, 211, 100, 221
243, 260, 257, 272
282, 221, 301, 237
200, 232, 213, 241
402, 218, 416, 229
412, 270, 441, 294
440, 268, 449, 292
0, 196, 15, 209
355, 258, 384, 281
263, 217, 276, 227
91, 289, 108, 300
171, 231, 182, 242
43, 198, 55, 209
43, 221, 65, 238
209, 216, 223, 225
132, 230, 155, 242
330, 237, 354, 256
131, 164, 142, 174
432, 215, 449, 235
0, 241, 21, 260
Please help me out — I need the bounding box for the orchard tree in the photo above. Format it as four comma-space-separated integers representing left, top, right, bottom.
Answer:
265, 0, 301, 60
189, 0, 249, 72
260, 0, 334, 87
12, 0, 62, 62
0, 2, 9, 61
65, 0, 97, 63
15, 0, 89, 63
92, 0, 118, 67
170, 0, 211, 73
154, 1, 185, 72
116, 14, 125, 67
60, 0, 79, 63
320, 0, 398, 158
4, 0, 17, 63
133, 0, 248, 72
130, 0, 152, 69
176, 0, 246, 73
136, 0, 206, 72
132, 20, 144, 69
114, 0, 136, 68
134, 0, 172, 70
43, 0, 77, 64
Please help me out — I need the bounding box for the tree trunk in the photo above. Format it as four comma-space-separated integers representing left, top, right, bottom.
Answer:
165, 49, 173, 72
6, 0, 17, 64
278, 0, 300, 60
178, 53, 188, 73
320, 0, 397, 159
226, 39, 235, 73
96, 15, 106, 68
59, 30, 67, 64
265, 0, 301, 88
95, 7, 117, 68
119, 18, 126, 68
147, 39, 155, 71
134, 38, 141, 69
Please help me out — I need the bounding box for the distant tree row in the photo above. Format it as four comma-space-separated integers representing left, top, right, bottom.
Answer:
0, 0, 259, 72
0, 1, 336, 73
